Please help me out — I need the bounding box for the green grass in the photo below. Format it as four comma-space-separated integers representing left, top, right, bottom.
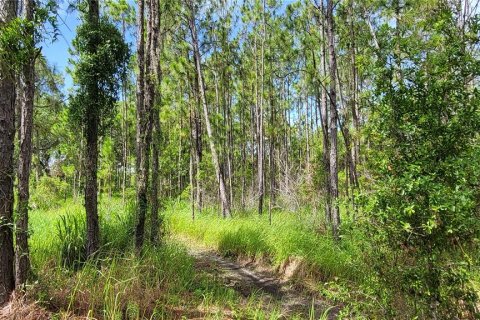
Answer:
165, 200, 364, 283
27, 197, 287, 319
163, 200, 391, 318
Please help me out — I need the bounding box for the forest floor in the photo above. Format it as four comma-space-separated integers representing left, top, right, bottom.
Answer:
174, 235, 339, 320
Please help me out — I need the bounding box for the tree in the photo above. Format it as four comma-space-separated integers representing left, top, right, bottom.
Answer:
187, 0, 231, 218
149, 0, 161, 244
0, 0, 17, 304
15, 0, 35, 289
326, 0, 340, 239
103, 0, 135, 205
134, 0, 150, 249
69, 0, 129, 258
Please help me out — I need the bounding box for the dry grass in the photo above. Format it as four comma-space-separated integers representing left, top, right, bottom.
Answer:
0, 292, 51, 320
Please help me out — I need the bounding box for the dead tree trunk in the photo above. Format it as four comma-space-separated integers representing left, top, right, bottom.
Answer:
188, 2, 231, 218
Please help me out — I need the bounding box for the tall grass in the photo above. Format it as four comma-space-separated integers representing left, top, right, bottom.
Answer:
29, 197, 135, 269
165, 200, 364, 282
28, 197, 285, 319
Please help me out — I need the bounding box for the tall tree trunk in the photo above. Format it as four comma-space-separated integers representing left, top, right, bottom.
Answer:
348, 0, 360, 168
150, 112, 160, 242
0, 0, 16, 304
188, 2, 231, 218
317, 1, 331, 224
16, 0, 35, 289
149, 0, 161, 244
192, 70, 203, 212
84, 0, 101, 258
121, 18, 128, 205
327, 0, 340, 240
189, 92, 196, 220
240, 83, 246, 211
135, 0, 149, 249
257, 0, 266, 216
227, 92, 234, 209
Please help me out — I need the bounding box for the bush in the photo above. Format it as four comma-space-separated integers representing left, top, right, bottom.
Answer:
31, 176, 70, 210
364, 4, 480, 317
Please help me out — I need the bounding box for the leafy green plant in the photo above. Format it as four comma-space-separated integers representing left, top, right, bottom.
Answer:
31, 176, 70, 210
363, 3, 480, 317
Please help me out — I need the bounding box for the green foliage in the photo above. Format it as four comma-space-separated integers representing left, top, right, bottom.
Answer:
0, 1, 58, 76
68, 17, 129, 133
56, 214, 86, 269
165, 200, 361, 282
29, 198, 283, 318
0, 18, 34, 76
364, 3, 480, 317
31, 176, 70, 210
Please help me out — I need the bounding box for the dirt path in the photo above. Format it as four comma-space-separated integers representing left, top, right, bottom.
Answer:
175, 235, 338, 319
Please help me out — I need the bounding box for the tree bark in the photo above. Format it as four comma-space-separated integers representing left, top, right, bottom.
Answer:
149, 0, 161, 244
317, 1, 331, 224
121, 18, 128, 205
135, 0, 150, 250
0, 0, 16, 304
348, 0, 360, 168
150, 112, 160, 242
188, 2, 231, 218
16, 0, 35, 289
84, 0, 101, 258
326, 0, 340, 240
257, 0, 266, 215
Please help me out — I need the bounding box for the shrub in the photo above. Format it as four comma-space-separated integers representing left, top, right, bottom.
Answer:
31, 176, 70, 210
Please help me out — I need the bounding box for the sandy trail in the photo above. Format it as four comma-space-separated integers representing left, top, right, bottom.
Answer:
175, 235, 338, 319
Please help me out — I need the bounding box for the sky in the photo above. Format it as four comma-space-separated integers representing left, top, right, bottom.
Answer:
41, 0, 136, 93
41, 2, 79, 93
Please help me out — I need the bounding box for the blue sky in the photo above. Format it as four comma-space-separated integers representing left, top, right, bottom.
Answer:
41, 2, 79, 93
41, 0, 136, 93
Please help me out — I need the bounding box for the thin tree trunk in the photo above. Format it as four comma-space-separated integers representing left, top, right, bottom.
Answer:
188, 2, 231, 218
318, 1, 331, 224
327, 0, 340, 240
16, 0, 35, 289
84, 0, 101, 258
135, 0, 149, 250
257, 1, 266, 215
0, 0, 16, 304
190, 149, 195, 220
150, 0, 161, 244
150, 113, 160, 241
121, 18, 128, 205
348, 0, 360, 168
192, 71, 203, 212
240, 85, 246, 210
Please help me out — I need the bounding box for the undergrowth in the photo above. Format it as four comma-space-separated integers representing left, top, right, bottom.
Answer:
164, 200, 387, 317
165, 200, 363, 282
28, 197, 284, 319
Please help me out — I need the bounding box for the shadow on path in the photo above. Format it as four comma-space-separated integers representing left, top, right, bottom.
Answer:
176, 235, 339, 319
